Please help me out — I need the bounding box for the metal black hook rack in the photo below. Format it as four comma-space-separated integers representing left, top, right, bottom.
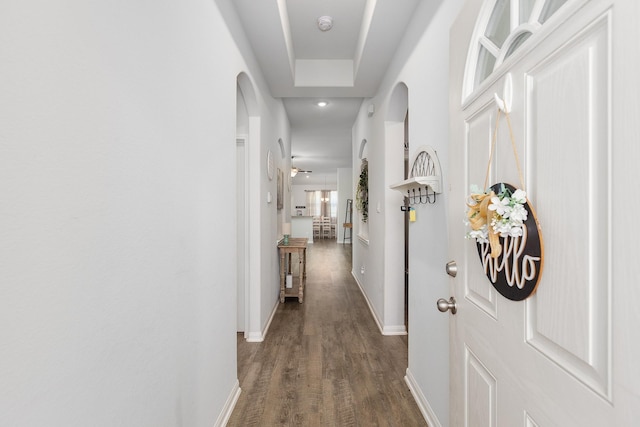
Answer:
407, 186, 436, 205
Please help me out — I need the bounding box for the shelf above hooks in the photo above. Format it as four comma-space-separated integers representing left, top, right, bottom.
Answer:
390, 145, 442, 205
390, 175, 441, 194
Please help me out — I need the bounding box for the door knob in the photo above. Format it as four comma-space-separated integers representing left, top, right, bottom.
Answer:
437, 297, 457, 314
446, 261, 457, 277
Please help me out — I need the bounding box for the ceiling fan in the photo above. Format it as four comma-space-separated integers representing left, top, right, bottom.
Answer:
291, 157, 312, 177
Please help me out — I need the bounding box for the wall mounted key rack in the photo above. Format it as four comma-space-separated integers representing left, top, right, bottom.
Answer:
390, 145, 442, 206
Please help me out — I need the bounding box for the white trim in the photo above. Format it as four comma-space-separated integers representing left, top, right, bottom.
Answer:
352, 271, 384, 334
495, 23, 540, 66
463, 0, 585, 106
277, 137, 285, 159
351, 271, 405, 336
237, 135, 250, 338
245, 331, 263, 342
382, 324, 407, 336
404, 369, 442, 427
213, 380, 241, 427
245, 298, 279, 342
461, 0, 496, 100
247, 116, 262, 347
358, 139, 368, 160
357, 234, 369, 245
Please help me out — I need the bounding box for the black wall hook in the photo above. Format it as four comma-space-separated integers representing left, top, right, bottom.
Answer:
406, 186, 436, 205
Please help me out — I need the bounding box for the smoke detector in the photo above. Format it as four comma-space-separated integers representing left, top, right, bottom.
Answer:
317, 16, 333, 32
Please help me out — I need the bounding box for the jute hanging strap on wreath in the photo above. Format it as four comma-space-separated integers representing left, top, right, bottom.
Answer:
466, 107, 544, 301
467, 108, 527, 258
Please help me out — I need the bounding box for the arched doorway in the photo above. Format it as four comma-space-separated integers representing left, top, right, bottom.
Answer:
387, 83, 409, 332
236, 73, 258, 336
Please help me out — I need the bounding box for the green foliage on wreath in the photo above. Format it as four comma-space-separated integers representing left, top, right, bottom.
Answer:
356, 161, 368, 223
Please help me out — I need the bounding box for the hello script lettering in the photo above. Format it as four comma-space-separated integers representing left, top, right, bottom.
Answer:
478, 226, 540, 289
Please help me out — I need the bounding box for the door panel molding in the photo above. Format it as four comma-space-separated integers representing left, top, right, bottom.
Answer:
524, 13, 611, 400
466, 346, 497, 427
464, 104, 500, 319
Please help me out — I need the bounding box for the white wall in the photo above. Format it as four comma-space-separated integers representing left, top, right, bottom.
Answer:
0, 1, 287, 425
351, 0, 465, 425
291, 184, 309, 216
261, 107, 292, 342
351, 107, 377, 321
337, 168, 353, 243
219, 1, 292, 344
351, 89, 407, 336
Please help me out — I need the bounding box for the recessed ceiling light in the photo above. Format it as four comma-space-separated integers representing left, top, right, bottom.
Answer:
317, 16, 333, 32
317, 101, 328, 107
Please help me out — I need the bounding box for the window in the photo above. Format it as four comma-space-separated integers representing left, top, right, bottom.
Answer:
306, 190, 337, 218
465, 0, 569, 96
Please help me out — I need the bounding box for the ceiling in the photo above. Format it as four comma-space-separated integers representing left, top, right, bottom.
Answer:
231, 0, 421, 185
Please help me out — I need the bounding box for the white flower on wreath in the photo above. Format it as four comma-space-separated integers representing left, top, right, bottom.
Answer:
465, 184, 528, 244
466, 226, 489, 243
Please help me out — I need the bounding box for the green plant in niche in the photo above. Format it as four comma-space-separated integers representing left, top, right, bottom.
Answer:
356, 161, 368, 223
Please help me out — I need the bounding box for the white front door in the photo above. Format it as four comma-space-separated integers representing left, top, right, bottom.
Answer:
448, 0, 640, 425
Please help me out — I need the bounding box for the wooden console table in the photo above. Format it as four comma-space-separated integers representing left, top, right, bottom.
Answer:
278, 237, 308, 303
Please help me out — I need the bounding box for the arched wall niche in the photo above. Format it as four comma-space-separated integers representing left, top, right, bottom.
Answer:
237, 72, 258, 116
359, 138, 368, 160
277, 138, 285, 158
380, 81, 409, 334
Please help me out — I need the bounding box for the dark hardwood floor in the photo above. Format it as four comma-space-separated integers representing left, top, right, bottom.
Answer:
228, 239, 427, 426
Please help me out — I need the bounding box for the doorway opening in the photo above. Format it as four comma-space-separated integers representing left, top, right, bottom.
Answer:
236, 72, 258, 344
388, 81, 410, 337
403, 110, 410, 332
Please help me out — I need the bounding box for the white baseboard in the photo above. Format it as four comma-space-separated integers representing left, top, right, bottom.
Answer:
245, 298, 279, 342
404, 369, 442, 427
352, 271, 384, 334
382, 324, 407, 335
351, 271, 407, 336
214, 380, 241, 427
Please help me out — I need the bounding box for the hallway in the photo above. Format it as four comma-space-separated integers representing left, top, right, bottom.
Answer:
229, 240, 426, 426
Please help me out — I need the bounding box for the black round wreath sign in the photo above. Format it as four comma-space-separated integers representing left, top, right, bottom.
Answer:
473, 183, 544, 301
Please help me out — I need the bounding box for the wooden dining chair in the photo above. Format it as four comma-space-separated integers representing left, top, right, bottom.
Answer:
322, 217, 332, 239
312, 217, 321, 240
